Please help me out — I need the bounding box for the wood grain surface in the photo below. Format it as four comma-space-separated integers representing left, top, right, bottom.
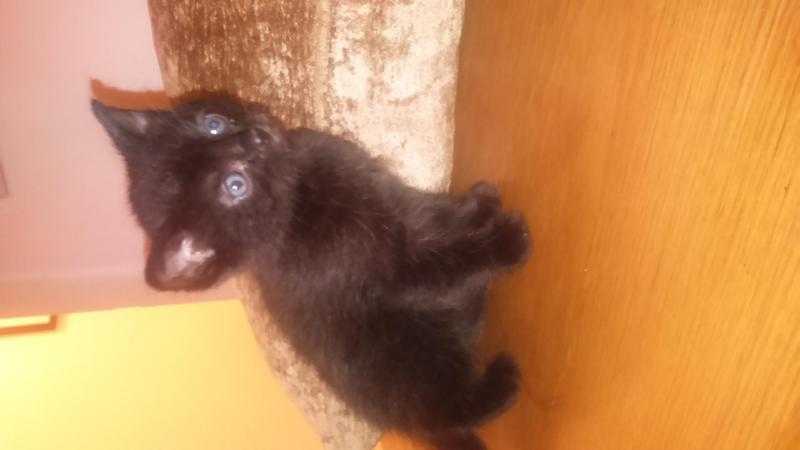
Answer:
383, 1, 800, 449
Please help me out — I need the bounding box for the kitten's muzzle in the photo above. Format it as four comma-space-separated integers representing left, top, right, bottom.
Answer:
145, 231, 222, 291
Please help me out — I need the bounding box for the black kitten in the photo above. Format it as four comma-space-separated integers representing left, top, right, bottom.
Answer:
92, 96, 529, 450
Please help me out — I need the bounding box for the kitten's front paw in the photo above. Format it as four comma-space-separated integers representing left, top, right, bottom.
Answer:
451, 182, 530, 270
491, 212, 531, 268
469, 181, 500, 203
458, 182, 501, 227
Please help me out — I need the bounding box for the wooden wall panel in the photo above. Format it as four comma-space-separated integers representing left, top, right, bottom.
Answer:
441, 1, 800, 449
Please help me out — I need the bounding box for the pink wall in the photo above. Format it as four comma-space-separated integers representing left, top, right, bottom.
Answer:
0, 1, 236, 316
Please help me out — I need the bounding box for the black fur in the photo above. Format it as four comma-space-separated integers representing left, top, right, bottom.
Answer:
92, 96, 530, 449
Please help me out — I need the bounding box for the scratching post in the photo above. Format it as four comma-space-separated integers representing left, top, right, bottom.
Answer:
148, 1, 464, 448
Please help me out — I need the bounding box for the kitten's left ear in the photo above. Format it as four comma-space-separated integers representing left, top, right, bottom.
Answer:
246, 107, 288, 149
91, 100, 172, 152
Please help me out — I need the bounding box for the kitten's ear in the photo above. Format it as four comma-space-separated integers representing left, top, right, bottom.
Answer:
247, 108, 288, 149
145, 231, 226, 291
91, 100, 172, 152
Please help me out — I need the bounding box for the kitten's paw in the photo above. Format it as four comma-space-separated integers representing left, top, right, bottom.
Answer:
458, 182, 501, 228
429, 430, 486, 450
481, 354, 520, 411
469, 181, 500, 204
491, 212, 531, 268
448, 353, 520, 429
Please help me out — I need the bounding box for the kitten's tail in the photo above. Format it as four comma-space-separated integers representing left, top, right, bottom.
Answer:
450, 353, 520, 428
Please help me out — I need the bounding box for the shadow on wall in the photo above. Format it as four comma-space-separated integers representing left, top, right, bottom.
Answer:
0, 315, 58, 337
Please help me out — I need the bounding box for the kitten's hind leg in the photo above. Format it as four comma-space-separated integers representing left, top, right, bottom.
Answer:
447, 353, 521, 429
428, 429, 486, 450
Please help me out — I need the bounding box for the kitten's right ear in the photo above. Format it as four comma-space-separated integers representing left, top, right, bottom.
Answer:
91, 100, 171, 152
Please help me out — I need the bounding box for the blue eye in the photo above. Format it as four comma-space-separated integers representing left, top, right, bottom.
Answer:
223, 172, 249, 199
203, 113, 228, 136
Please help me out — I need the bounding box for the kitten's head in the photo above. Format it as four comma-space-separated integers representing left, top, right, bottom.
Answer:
92, 96, 295, 291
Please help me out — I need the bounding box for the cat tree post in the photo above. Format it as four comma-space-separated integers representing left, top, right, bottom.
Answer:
147, 1, 464, 448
